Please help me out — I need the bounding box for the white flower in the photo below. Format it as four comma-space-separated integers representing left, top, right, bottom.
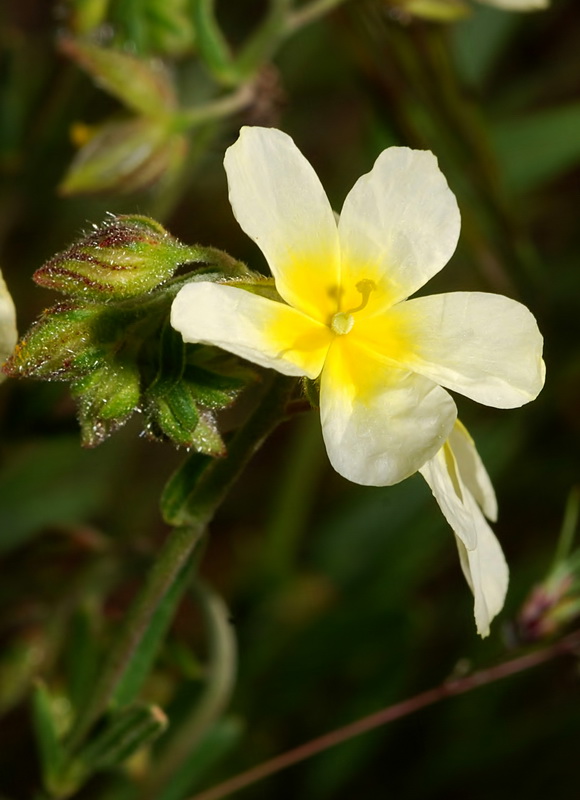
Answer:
171, 126, 544, 487
420, 421, 508, 636
0, 269, 17, 383
475, 0, 548, 10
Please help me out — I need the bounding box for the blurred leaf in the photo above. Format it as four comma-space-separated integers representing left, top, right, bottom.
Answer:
155, 717, 243, 800
59, 38, 176, 115
32, 682, 67, 794
452, 5, 518, 87
109, 0, 196, 56
492, 103, 580, 193
0, 438, 122, 553
65, 609, 101, 713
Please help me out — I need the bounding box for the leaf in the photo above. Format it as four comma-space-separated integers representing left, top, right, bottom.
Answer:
492, 103, 580, 193
31, 682, 67, 793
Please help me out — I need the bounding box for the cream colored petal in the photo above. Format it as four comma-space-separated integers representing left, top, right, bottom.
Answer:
224, 127, 340, 323
449, 421, 497, 522
420, 442, 508, 636
386, 292, 545, 408
419, 445, 478, 551
171, 282, 331, 379
320, 338, 456, 486
0, 270, 17, 383
476, 0, 548, 10
337, 147, 460, 310
454, 511, 509, 638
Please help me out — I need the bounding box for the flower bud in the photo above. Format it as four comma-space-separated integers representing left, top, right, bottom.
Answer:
59, 117, 187, 196
387, 0, 469, 21
517, 558, 580, 642
3, 303, 103, 381
33, 215, 198, 301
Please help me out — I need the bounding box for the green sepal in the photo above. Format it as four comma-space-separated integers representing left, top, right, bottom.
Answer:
59, 117, 187, 196
302, 376, 320, 409
72, 360, 142, 447
34, 215, 203, 301
59, 37, 176, 115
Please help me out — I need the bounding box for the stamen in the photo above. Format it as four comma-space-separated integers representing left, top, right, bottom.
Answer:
329, 279, 376, 336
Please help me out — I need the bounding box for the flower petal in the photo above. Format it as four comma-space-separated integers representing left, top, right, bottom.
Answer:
320, 338, 457, 486
455, 515, 509, 638
420, 440, 508, 637
224, 127, 340, 323
338, 147, 460, 309
0, 270, 17, 382
384, 292, 545, 408
449, 421, 497, 522
171, 282, 331, 378
419, 444, 478, 551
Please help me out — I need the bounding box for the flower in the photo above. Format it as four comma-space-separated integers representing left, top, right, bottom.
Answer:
0, 268, 17, 383
419, 421, 507, 636
171, 126, 544, 487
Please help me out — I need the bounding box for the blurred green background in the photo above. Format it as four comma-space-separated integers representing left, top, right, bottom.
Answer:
1, 0, 579, 798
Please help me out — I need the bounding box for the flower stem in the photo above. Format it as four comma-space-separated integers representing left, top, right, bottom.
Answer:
189, 630, 580, 800
66, 374, 295, 752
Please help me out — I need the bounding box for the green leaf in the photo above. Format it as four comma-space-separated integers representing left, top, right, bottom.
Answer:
492, 103, 580, 193
59, 38, 176, 115
32, 682, 67, 793
452, 4, 518, 87
155, 717, 243, 800
0, 437, 124, 553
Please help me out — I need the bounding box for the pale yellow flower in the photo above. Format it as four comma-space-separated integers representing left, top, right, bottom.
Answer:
420, 421, 507, 636
0, 269, 17, 383
171, 127, 544, 487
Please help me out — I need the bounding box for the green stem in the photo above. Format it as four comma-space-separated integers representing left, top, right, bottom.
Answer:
176, 84, 255, 130
66, 374, 295, 751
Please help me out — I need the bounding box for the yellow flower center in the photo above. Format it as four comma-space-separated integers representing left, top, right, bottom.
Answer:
329, 278, 376, 336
